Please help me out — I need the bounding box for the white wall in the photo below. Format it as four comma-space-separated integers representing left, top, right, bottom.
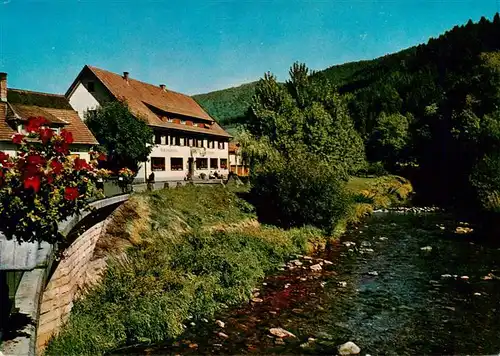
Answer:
137, 139, 229, 182
0, 142, 92, 162
68, 82, 104, 121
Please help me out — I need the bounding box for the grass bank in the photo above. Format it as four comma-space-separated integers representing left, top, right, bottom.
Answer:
45, 186, 325, 355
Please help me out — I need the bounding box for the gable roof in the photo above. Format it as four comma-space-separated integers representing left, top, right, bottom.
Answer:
66, 65, 231, 138
0, 89, 98, 145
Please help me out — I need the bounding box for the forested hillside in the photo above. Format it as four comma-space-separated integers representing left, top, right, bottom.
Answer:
195, 14, 500, 214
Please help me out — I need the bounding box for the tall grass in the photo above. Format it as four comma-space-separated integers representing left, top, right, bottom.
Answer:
45, 186, 323, 355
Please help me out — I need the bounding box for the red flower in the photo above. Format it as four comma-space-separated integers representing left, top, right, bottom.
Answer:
46, 175, 54, 184
39, 127, 54, 144
64, 186, 79, 200
74, 158, 89, 171
97, 152, 107, 161
0, 152, 9, 163
60, 129, 74, 144
50, 160, 63, 175
12, 133, 25, 144
54, 142, 70, 155
27, 154, 45, 167
26, 116, 48, 133
24, 175, 41, 192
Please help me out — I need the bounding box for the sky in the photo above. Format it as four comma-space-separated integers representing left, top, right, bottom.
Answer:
0, 0, 498, 95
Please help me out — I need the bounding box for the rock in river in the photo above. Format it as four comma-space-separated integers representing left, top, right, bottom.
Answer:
310, 264, 322, 271
215, 320, 225, 328
269, 327, 296, 338
338, 341, 361, 355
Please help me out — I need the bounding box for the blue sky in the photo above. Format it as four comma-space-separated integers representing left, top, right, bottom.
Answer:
0, 0, 498, 95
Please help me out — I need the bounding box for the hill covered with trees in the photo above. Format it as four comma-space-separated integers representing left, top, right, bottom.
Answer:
195, 14, 500, 215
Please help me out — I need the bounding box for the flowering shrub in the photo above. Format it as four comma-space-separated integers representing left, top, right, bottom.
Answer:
117, 167, 135, 190
0, 117, 106, 244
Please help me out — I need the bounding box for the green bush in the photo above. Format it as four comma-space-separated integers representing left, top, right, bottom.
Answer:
250, 150, 350, 233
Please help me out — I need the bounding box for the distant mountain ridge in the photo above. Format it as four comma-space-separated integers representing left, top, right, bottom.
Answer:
192, 47, 415, 126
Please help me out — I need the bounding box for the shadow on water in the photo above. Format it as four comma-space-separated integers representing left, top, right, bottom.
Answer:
113, 213, 500, 356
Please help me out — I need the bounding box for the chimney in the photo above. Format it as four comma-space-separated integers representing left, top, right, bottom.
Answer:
123, 71, 129, 82
0, 73, 7, 102
159, 84, 166, 91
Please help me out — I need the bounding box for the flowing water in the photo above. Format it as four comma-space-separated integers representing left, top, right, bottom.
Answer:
117, 213, 500, 355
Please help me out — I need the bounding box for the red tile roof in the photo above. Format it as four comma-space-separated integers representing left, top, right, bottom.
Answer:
68, 65, 231, 138
0, 90, 98, 145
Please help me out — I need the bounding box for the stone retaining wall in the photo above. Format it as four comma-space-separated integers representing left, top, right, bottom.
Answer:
36, 220, 109, 352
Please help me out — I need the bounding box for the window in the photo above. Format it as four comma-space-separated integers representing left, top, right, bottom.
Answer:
151, 157, 166, 171
196, 158, 208, 170
170, 157, 183, 171
218, 141, 225, 149
155, 133, 162, 145
180, 137, 185, 146
170, 135, 181, 146
196, 139, 204, 148
208, 140, 215, 149
87, 81, 95, 92
220, 158, 228, 169
210, 158, 218, 169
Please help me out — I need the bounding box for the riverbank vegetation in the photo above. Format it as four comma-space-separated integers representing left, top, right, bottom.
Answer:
44, 186, 327, 355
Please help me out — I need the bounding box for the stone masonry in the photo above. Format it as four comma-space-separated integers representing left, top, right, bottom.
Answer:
36, 220, 109, 352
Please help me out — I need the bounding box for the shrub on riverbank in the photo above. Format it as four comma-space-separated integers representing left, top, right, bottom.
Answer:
45, 186, 324, 356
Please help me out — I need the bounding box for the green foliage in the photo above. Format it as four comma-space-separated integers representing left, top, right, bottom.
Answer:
45, 186, 322, 355
85, 101, 154, 172
248, 63, 366, 173
249, 147, 350, 233
193, 82, 257, 125
368, 112, 411, 165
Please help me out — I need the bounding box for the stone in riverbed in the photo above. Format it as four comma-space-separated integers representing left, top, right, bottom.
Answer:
420, 246, 432, 251
270, 327, 296, 338
218, 332, 229, 339
323, 260, 333, 265
310, 264, 322, 271
252, 297, 263, 303
338, 341, 361, 355
367, 271, 379, 276
338, 281, 347, 287
215, 320, 225, 328
303, 256, 313, 260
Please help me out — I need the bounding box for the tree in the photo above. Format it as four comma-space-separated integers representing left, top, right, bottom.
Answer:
368, 112, 410, 165
86, 101, 154, 172
0, 117, 108, 244
248, 62, 366, 174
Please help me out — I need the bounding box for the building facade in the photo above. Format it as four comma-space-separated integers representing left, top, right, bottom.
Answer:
229, 142, 249, 176
66, 65, 231, 182
0, 72, 98, 159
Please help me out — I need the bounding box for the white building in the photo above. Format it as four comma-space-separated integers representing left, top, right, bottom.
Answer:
65, 66, 231, 182
0, 72, 98, 160
229, 142, 249, 176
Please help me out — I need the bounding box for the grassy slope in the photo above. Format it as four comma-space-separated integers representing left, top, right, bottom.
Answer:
45, 186, 325, 355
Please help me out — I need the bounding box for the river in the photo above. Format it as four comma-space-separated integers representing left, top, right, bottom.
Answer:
116, 213, 500, 355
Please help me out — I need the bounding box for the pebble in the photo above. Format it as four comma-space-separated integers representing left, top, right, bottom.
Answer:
310, 264, 322, 271
441, 274, 452, 278
300, 277, 307, 281
323, 260, 333, 265
262, 282, 268, 286
214, 344, 223, 347
202, 318, 208, 323
420, 246, 432, 251
338, 341, 361, 355
367, 271, 379, 276
190, 322, 196, 326
303, 256, 313, 260
460, 276, 469, 280
285, 283, 291, 289
215, 320, 225, 328
320, 282, 327, 287
474, 292, 482, 296
218, 332, 229, 339
338, 281, 347, 287
188, 343, 198, 349
252, 297, 263, 303
269, 327, 296, 338
343, 241, 356, 247
379, 237, 388, 241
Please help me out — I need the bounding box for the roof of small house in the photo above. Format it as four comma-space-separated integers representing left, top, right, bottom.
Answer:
67, 65, 231, 138
0, 89, 98, 145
